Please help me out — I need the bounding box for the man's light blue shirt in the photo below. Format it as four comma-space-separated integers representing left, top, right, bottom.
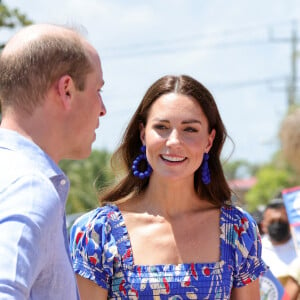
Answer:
0, 128, 79, 299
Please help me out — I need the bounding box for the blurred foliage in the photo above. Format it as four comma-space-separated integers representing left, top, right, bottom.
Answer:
225, 105, 300, 212
245, 152, 299, 211
59, 150, 114, 214
0, 0, 32, 49
223, 159, 259, 180
279, 105, 300, 173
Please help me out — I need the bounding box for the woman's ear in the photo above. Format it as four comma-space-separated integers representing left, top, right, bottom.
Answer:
139, 123, 146, 144
205, 128, 216, 152
57, 75, 73, 110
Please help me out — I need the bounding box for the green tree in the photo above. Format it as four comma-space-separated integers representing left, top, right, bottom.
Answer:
223, 159, 259, 180
0, 0, 32, 49
59, 149, 114, 214
245, 152, 298, 211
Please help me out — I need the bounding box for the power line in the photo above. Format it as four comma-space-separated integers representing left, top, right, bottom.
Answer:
102, 38, 277, 59
211, 76, 288, 91
101, 19, 299, 59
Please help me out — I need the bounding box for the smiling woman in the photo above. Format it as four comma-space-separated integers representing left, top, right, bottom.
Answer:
69, 74, 267, 300
138, 92, 215, 182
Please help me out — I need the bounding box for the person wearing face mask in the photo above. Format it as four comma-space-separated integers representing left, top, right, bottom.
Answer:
261, 197, 297, 286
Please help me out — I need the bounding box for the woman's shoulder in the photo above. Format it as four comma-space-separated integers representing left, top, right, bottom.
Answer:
220, 205, 259, 245
220, 206, 267, 285
72, 204, 121, 229
221, 205, 256, 226
69, 204, 124, 247
69, 205, 123, 287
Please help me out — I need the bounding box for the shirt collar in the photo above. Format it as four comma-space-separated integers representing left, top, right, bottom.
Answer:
0, 128, 64, 179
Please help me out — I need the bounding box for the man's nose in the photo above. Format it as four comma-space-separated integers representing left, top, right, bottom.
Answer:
99, 99, 106, 117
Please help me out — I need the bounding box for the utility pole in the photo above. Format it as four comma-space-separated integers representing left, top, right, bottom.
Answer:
288, 21, 299, 107
271, 20, 300, 108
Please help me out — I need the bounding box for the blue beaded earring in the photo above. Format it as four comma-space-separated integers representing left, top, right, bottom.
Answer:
201, 153, 210, 184
132, 145, 152, 179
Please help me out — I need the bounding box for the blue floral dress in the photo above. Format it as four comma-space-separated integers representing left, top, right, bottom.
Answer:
70, 204, 266, 299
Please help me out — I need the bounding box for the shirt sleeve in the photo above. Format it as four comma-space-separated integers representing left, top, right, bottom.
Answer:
0, 174, 62, 299
231, 208, 267, 288
70, 207, 118, 290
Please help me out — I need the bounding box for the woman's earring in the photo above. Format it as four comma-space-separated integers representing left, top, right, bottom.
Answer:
132, 145, 152, 179
201, 153, 210, 184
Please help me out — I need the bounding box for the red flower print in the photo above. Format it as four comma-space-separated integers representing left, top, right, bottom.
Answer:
184, 277, 191, 286
131, 287, 138, 297
202, 267, 211, 276
89, 256, 97, 265
242, 277, 252, 285
163, 277, 170, 293
191, 263, 198, 279
75, 231, 83, 244
107, 211, 115, 219
122, 248, 132, 260
241, 217, 248, 224
234, 224, 244, 237
119, 279, 127, 296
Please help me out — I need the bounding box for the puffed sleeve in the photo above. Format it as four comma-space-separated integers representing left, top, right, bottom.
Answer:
69, 206, 119, 289
230, 207, 267, 287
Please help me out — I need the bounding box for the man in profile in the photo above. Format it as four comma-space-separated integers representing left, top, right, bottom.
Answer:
0, 24, 106, 299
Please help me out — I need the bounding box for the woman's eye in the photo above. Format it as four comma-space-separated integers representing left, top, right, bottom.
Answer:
154, 124, 167, 130
185, 127, 198, 132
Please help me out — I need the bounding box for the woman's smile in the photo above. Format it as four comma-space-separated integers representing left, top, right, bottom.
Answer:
160, 154, 187, 162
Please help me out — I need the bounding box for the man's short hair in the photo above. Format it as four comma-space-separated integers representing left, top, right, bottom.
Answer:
266, 197, 285, 209
0, 25, 93, 115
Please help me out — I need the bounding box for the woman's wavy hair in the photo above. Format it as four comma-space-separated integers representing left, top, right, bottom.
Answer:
101, 75, 231, 207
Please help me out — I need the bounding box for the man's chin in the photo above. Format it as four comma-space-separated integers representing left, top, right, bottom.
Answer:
63, 148, 92, 161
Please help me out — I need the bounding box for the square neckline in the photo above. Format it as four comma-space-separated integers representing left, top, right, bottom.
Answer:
109, 204, 229, 269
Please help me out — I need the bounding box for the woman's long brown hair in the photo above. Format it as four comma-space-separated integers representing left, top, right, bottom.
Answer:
100, 75, 231, 207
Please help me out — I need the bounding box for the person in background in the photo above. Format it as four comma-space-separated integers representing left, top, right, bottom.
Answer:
251, 206, 265, 236
261, 197, 298, 286
70, 74, 266, 299
284, 257, 300, 300
0, 23, 106, 299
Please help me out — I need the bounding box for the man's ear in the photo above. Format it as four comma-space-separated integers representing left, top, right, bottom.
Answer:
57, 75, 73, 110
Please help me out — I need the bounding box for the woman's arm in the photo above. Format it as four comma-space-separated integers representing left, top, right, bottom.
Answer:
230, 278, 260, 300
76, 275, 108, 300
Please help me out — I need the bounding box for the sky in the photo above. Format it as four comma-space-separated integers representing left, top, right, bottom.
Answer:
3, 0, 300, 164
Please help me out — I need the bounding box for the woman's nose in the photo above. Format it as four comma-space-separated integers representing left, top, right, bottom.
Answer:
166, 129, 181, 146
